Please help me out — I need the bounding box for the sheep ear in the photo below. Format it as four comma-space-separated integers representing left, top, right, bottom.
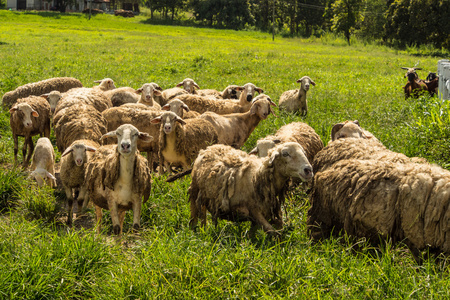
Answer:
310, 80, 316, 86
100, 131, 116, 141
40, 93, 50, 99
255, 88, 264, 94
273, 139, 282, 144
161, 104, 170, 111
353, 120, 361, 127
249, 147, 258, 155
136, 88, 143, 94
182, 104, 190, 112
9, 106, 17, 114
176, 117, 187, 125
139, 132, 153, 142
235, 86, 245, 91
61, 146, 74, 157
153, 89, 162, 96
150, 116, 162, 124
86, 146, 97, 152
31, 110, 39, 117
414, 67, 422, 70
269, 107, 278, 118
94, 80, 102, 83
250, 103, 258, 115
176, 82, 184, 87
331, 123, 344, 141
401, 67, 409, 70
268, 150, 279, 166
193, 82, 200, 89
268, 99, 277, 107
46, 171, 56, 181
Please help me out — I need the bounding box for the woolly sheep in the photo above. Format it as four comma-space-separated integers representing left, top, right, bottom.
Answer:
279, 76, 316, 116
176, 83, 264, 115
54, 104, 107, 153
9, 96, 51, 167
107, 83, 162, 109
29, 137, 56, 187
80, 124, 152, 235
1, 77, 83, 109
189, 142, 313, 237
199, 96, 277, 148
330, 120, 380, 144
150, 111, 219, 173
250, 122, 323, 164
60, 139, 99, 226
308, 138, 450, 254
53, 87, 112, 117
196, 84, 242, 99
92, 78, 116, 92
156, 78, 199, 106
40, 91, 62, 113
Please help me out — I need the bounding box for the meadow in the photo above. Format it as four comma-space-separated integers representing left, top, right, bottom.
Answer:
1, 10, 450, 299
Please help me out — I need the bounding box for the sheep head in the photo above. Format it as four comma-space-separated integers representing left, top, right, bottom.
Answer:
401, 67, 421, 82
238, 83, 264, 102
176, 78, 200, 93
267, 142, 313, 182
9, 103, 39, 128
297, 76, 316, 92
249, 135, 281, 157
41, 91, 62, 113
61, 142, 97, 166
30, 168, 56, 187
101, 124, 152, 156
331, 120, 371, 141
250, 97, 277, 119
151, 111, 186, 135
94, 78, 116, 91
136, 83, 162, 102
163, 99, 190, 118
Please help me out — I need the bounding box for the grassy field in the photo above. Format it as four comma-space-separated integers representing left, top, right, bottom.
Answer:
1, 10, 450, 299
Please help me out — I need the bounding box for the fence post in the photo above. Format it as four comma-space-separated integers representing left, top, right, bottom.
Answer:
438, 59, 450, 101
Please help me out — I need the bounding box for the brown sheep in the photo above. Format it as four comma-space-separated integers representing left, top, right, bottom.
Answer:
9, 96, 51, 167
80, 124, 152, 235
195, 84, 242, 99
150, 111, 219, 174
279, 76, 316, 115
189, 142, 313, 237
402, 67, 428, 99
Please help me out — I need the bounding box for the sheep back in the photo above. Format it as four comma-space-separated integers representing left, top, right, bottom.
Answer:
2, 77, 83, 109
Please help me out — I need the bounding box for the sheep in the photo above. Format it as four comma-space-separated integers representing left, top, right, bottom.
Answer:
92, 78, 116, 92
279, 76, 316, 116
330, 120, 380, 143
29, 137, 56, 188
80, 124, 152, 235
199, 96, 277, 148
188, 142, 313, 237
40, 91, 62, 113
250, 122, 323, 164
53, 87, 112, 117
9, 96, 51, 167
1, 77, 83, 109
196, 84, 242, 99
176, 83, 264, 115
54, 104, 108, 153
402, 67, 428, 99
308, 138, 450, 255
156, 78, 199, 106
107, 83, 162, 109
59, 139, 99, 226
150, 111, 219, 173
425, 72, 439, 96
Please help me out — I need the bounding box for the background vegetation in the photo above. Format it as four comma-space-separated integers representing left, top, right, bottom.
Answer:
0, 10, 450, 298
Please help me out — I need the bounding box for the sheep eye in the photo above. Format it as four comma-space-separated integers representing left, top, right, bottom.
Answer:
282, 152, 290, 157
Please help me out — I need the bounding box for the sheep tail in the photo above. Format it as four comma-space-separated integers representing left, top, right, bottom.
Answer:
166, 168, 193, 182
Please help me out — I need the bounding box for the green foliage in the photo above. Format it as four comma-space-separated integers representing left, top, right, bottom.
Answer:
330, 0, 363, 44
0, 11, 449, 299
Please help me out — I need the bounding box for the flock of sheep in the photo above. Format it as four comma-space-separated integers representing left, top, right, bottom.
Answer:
3, 73, 450, 255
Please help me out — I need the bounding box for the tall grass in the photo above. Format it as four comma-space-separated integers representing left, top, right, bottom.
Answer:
0, 10, 449, 298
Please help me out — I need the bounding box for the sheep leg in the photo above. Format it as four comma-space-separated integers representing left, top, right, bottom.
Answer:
119, 209, 126, 234
65, 187, 74, 226
132, 198, 142, 232
108, 198, 121, 235
249, 222, 262, 238
13, 134, 19, 165
95, 205, 103, 234
23, 136, 34, 168
251, 210, 279, 237
189, 191, 199, 230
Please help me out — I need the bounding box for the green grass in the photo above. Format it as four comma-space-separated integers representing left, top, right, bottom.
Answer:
1, 10, 450, 299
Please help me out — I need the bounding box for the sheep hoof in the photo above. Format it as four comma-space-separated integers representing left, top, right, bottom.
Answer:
113, 225, 121, 235
133, 223, 140, 232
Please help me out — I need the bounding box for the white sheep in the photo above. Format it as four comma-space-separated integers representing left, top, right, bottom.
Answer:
329, 120, 380, 144
60, 139, 99, 226
150, 111, 219, 174
29, 137, 56, 187
40, 91, 62, 113
195, 84, 242, 99
189, 142, 313, 237
199, 95, 277, 148
80, 124, 153, 235
9, 96, 51, 167
156, 78, 199, 106
279, 76, 316, 115
107, 83, 162, 109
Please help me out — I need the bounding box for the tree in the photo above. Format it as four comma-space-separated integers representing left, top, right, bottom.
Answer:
329, 0, 363, 44
358, 0, 387, 40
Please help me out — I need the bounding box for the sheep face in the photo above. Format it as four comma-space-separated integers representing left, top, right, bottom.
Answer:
94, 78, 116, 91
41, 91, 62, 113
331, 120, 365, 141
269, 142, 313, 181
9, 103, 39, 128
249, 136, 281, 157
176, 78, 199, 93
62, 143, 97, 166
30, 168, 56, 187
402, 67, 421, 81
137, 83, 162, 102
151, 111, 186, 135
250, 99, 271, 119
226, 85, 242, 99
101, 124, 153, 157
239, 83, 264, 102
297, 76, 316, 92
163, 99, 190, 117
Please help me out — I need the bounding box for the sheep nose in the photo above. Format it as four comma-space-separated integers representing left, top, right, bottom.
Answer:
25, 122, 32, 127
76, 159, 83, 165
246, 94, 253, 102
121, 142, 131, 151
304, 166, 313, 177
164, 125, 172, 133
146, 95, 151, 100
